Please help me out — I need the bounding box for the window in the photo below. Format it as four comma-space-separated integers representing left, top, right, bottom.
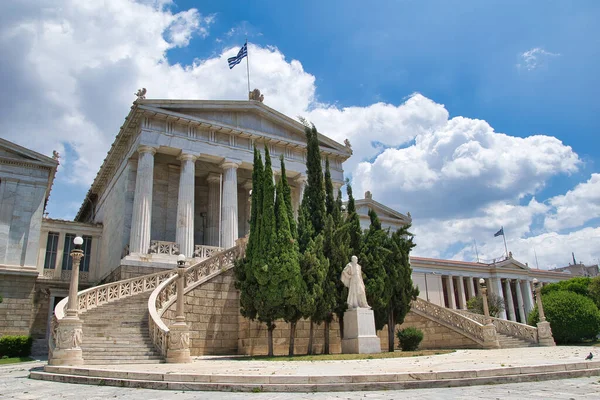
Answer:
62, 234, 92, 272
43, 232, 59, 269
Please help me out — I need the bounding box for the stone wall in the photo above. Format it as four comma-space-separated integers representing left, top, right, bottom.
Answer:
397, 312, 483, 349
163, 269, 239, 356
0, 274, 36, 336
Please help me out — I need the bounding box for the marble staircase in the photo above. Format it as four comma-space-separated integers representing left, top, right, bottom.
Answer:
79, 292, 163, 364
496, 332, 537, 349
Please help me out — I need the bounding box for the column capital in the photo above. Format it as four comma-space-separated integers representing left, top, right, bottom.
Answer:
221, 159, 241, 170
178, 153, 198, 162
138, 145, 157, 155
207, 173, 221, 184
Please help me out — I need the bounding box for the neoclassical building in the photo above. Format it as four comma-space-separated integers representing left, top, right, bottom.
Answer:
1, 95, 572, 358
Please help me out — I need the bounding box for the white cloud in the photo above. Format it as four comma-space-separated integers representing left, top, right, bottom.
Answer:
0, 1, 597, 270
518, 47, 561, 70
545, 173, 600, 231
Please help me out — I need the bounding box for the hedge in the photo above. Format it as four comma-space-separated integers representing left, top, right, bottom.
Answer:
528, 291, 600, 344
0, 336, 33, 358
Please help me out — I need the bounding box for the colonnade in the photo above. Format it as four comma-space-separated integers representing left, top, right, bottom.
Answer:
440, 275, 539, 323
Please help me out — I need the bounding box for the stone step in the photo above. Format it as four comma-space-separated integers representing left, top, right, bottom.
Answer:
83, 350, 158, 356
84, 359, 164, 365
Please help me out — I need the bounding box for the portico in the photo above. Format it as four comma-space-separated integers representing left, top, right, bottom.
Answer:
75, 98, 351, 279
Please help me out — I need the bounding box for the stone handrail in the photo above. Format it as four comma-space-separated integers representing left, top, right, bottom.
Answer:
148, 239, 247, 358
410, 297, 486, 344
193, 244, 222, 259
54, 269, 176, 321
454, 309, 538, 343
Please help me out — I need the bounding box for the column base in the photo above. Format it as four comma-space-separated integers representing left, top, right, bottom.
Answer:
341, 308, 381, 354
166, 323, 192, 363
537, 321, 556, 346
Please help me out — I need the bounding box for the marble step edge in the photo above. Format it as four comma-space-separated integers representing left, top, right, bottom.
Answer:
30, 366, 600, 393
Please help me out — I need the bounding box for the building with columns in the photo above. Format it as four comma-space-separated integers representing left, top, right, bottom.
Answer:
74, 98, 352, 280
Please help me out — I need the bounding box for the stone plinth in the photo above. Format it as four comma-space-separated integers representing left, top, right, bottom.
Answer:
537, 321, 556, 346
166, 323, 192, 363
341, 308, 380, 354
48, 317, 84, 366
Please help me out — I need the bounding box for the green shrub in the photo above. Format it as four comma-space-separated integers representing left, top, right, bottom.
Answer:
541, 277, 591, 298
396, 327, 424, 351
466, 293, 505, 318
527, 291, 600, 344
589, 276, 600, 309
0, 336, 33, 358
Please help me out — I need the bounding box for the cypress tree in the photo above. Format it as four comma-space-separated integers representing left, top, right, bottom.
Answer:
345, 180, 362, 257
360, 209, 391, 332
384, 225, 419, 352
253, 145, 281, 356
234, 147, 263, 321
279, 155, 297, 239
324, 158, 334, 216
303, 123, 326, 236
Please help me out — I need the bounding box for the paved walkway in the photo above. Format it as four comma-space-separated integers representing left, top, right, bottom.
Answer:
2, 361, 600, 399
66, 346, 599, 377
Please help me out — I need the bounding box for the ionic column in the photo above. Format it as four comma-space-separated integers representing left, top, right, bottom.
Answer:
504, 279, 516, 322
129, 146, 156, 254
243, 180, 253, 236
467, 277, 476, 300
293, 175, 307, 218
175, 153, 197, 258
206, 173, 221, 247
492, 278, 508, 319
515, 279, 526, 323
220, 159, 241, 249
457, 277, 467, 309
446, 275, 457, 309
332, 182, 343, 200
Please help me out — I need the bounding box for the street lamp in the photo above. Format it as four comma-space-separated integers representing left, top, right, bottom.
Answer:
66, 236, 84, 318
166, 253, 192, 363
175, 254, 186, 323
479, 278, 491, 325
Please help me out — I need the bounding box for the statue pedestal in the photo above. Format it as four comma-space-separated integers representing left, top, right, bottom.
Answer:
341, 308, 381, 354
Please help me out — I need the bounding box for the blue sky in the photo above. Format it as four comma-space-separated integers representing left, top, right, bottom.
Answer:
1, 0, 598, 268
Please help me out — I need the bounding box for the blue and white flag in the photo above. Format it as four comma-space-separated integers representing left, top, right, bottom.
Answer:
494, 227, 504, 237
228, 43, 247, 69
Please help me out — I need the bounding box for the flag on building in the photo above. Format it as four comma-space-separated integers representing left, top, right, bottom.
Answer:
227, 43, 248, 69
494, 227, 504, 237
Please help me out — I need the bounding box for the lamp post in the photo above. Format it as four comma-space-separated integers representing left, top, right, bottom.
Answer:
479, 278, 491, 325
66, 236, 84, 318
478, 278, 500, 349
166, 254, 191, 363
532, 278, 556, 346
49, 236, 85, 365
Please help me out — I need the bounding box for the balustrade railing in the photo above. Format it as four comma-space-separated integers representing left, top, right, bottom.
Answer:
411, 297, 486, 344
193, 244, 222, 259
149, 240, 180, 256
148, 241, 246, 358
454, 309, 538, 343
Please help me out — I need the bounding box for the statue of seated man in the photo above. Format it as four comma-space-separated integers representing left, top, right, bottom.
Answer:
341, 256, 370, 309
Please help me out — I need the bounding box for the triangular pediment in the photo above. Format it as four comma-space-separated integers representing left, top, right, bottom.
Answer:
0, 138, 57, 168
353, 198, 411, 223
138, 100, 351, 156
495, 258, 531, 271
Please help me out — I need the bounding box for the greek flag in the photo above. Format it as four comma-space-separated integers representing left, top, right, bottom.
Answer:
228, 43, 247, 69
494, 227, 504, 237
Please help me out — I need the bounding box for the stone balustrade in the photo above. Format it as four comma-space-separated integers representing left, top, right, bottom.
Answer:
454, 309, 538, 344
149, 240, 180, 256
193, 244, 223, 259
148, 242, 246, 360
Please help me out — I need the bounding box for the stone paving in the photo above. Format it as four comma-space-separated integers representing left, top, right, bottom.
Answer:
2, 361, 600, 399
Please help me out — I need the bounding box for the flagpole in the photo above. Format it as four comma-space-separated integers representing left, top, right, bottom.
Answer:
474, 239, 479, 263
502, 226, 509, 259
245, 37, 250, 97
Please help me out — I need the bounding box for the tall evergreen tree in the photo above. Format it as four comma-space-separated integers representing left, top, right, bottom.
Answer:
302, 123, 326, 236
234, 147, 263, 321
360, 209, 391, 332
383, 225, 419, 352
279, 155, 297, 239
345, 180, 362, 257
324, 158, 334, 215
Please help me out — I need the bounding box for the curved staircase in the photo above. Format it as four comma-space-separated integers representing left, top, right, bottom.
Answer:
80, 292, 162, 364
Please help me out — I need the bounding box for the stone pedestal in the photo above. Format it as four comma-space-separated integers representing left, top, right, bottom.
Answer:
48, 317, 84, 366
482, 324, 500, 349
341, 308, 381, 354
537, 321, 556, 346
166, 323, 191, 363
